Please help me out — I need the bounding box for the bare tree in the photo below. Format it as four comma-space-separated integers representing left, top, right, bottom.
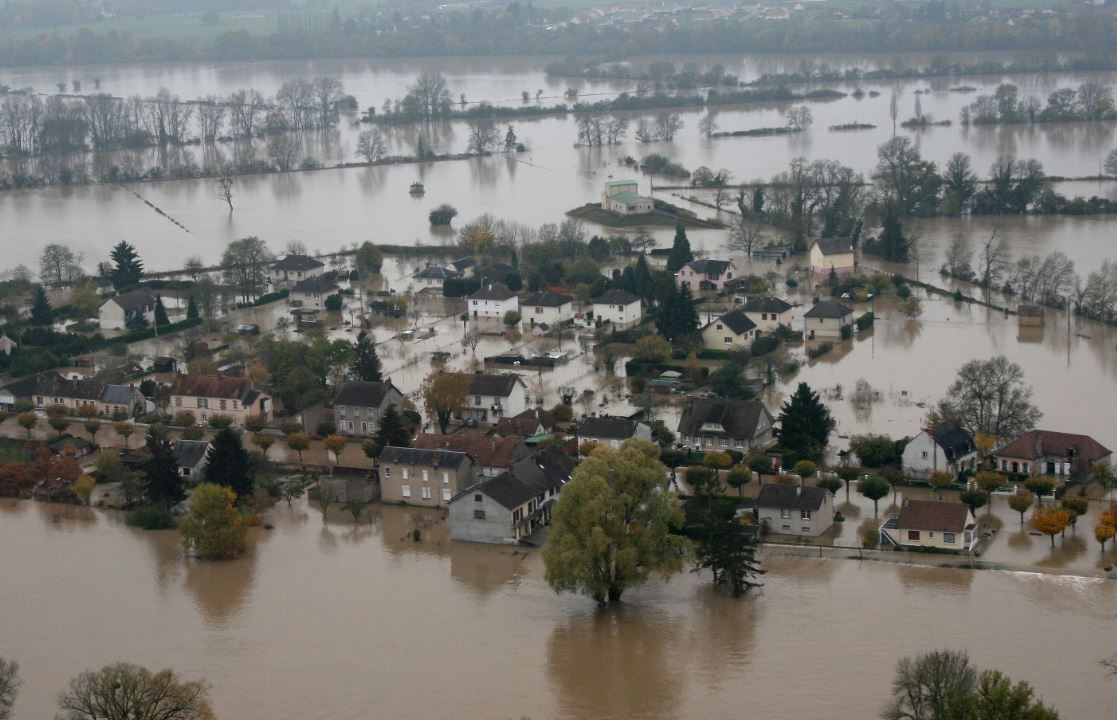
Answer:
890, 90, 900, 136
40, 244, 83, 286
267, 135, 298, 171
697, 113, 718, 138
183, 257, 205, 281
0, 657, 18, 720
56, 662, 213, 720
466, 116, 500, 154
943, 234, 974, 278
356, 129, 387, 163
310, 76, 345, 129
977, 229, 1009, 287
461, 330, 480, 354
630, 227, 657, 254
653, 112, 683, 141
228, 88, 265, 139
635, 117, 655, 143
285, 240, 309, 256
216, 176, 234, 213
785, 105, 813, 131
604, 117, 628, 144
196, 96, 225, 143
726, 217, 764, 257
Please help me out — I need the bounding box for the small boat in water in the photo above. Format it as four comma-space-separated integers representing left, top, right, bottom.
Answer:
409, 181, 425, 194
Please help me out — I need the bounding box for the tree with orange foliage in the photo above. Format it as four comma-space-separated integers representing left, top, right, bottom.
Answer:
323, 434, 347, 471
1095, 522, 1115, 552
1031, 507, 1070, 547
0, 462, 33, 497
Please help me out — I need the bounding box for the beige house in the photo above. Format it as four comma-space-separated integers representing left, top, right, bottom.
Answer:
98, 289, 156, 330
334, 380, 404, 437
738, 297, 794, 332
378, 446, 474, 507
677, 397, 775, 452
170, 375, 272, 426
803, 300, 854, 339
809, 237, 856, 276
756, 484, 834, 537
993, 430, 1112, 480
881, 500, 976, 552
676, 259, 737, 292
602, 179, 653, 215
292, 275, 339, 310
0, 372, 144, 417
701, 308, 757, 350
271, 254, 325, 287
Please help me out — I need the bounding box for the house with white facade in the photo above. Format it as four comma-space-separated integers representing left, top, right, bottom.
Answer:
457, 373, 529, 423
677, 398, 775, 452
738, 296, 794, 332
993, 430, 1112, 480
468, 283, 519, 319
901, 421, 978, 479
601, 179, 653, 215
700, 308, 757, 350
575, 416, 651, 449
173, 440, 211, 479
809, 237, 856, 277
880, 500, 976, 552
591, 290, 642, 329
0, 333, 16, 355
271, 254, 325, 287
803, 300, 854, 339
292, 275, 339, 310
170, 375, 271, 426
414, 263, 458, 292
98, 289, 156, 330
521, 291, 573, 327
676, 259, 737, 292
756, 484, 835, 537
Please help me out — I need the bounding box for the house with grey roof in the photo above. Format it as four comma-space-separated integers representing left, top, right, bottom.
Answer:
467, 282, 519, 319
0, 372, 142, 416
756, 483, 835, 537
292, 275, 339, 310
98, 289, 156, 330
809, 237, 856, 276
414, 263, 458, 292
448, 447, 577, 544
591, 289, 642, 328
377, 446, 474, 507
461, 373, 529, 423
449, 257, 476, 278
737, 296, 794, 332
0, 333, 16, 356
677, 397, 774, 452
271, 254, 325, 287
701, 308, 758, 350
575, 415, 651, 449
521, 291, 574, 327
803, 300, 855, 339
173, 439, 212, 479
901, 421, 978, 479
677, 259, 737, 292
334, 380, 404, 437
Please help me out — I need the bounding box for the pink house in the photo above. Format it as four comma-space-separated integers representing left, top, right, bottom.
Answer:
676, 259, 737, 292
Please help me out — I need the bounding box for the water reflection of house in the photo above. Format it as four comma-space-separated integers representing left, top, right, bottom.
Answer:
880, 499, 975, 552
901, 421, 977, 479
993, 430, 1111, 480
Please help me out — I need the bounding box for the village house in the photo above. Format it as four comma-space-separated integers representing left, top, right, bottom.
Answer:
170, 375, 271, 426
601, 179, 653, 215
270, 254, 325, 287
701, 308, 757, 350
737, 296, 794, 332
677, 397, 775, 451
809, 237, 856, 276
449, 257, 476, 278
173, 439, 211, 479
98, 289, 156, 330
377, 446, 474, 507
413, 263, 458, 292
521, 291, 574, 326
803, 300, 854, 339
456, 373, 530, 423
901, 421, 977, 479
493, 408, 557, 438
0, 372, 144, 416
415, 434, 530, 478
880, 499, 976, 553
575, 416, 652, 449
993, 430, 1112, 480
333, 380, 404, 437
755, 484, 834, 537
468, 282, 519, 319
291, 275, 339, 311
448, 447, 577, 544
676, 259, 737, 292
0, 333, 16, 355
591, 289, 642, 329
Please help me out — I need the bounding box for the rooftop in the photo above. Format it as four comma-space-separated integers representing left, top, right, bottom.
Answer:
102, 289, 155, 314
685, 259, 733, 276
467, 373, 524, 398
812, 237, 853, 256
171, 375, 255, 401
293, 275, 339, 294
378, 445, 470, 469
577, 416, 642, 440
468, 282, 517, 301
415, 434, 527, 468
742, 296, 793, 314
705, 308, 756, 336
756, 483, 829, 511
334, 381, 400, 409
804, 300, 854, 319
522, 291, 573, 308
592, 289, 641, 306
273, 254, 325, 272
995, 430, 1111, 462
897, 500, 972, 533
678, 398, 772, 440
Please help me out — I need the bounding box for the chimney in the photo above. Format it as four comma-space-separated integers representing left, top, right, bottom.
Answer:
1034, 432, 1043, 457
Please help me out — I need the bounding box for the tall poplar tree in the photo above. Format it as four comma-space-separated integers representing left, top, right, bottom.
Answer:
665, 223, 694, 273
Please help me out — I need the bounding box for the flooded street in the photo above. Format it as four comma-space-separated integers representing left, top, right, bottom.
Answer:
1, 497, 1114, 719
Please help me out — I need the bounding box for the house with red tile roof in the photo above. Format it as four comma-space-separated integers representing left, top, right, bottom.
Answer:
414, 434, 530, 479
993, 430, 1111, 480
170, 374, 271, 427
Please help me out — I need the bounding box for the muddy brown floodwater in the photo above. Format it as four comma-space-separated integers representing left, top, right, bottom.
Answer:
0, 497, 1114, 719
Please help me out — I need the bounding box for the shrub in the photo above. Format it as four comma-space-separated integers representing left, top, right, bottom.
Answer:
806, 342, 833, 359
182, 426, 205, 440
173, 411, 196, 427
125, 505, 177, 530
840, 324, 853, 340
324, 294, 343, 311
550, 404, 573, 423
429, 204, 458, 226
855, 312, 875, 331
208, 415, 234, 430
751, 335, 780, 356
316, 420, 337, 437
632, 335, 673, 363
245, 417, 266, 432
503, 310, 521, 326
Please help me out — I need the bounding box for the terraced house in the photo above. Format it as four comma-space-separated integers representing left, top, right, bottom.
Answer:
0, 372, 144, 417
170, 375, 272, 426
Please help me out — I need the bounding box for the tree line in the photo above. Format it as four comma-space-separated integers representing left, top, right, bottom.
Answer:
961, 82, 1116, 126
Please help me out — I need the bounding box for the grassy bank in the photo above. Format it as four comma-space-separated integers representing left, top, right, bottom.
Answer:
568, 203, 723, 229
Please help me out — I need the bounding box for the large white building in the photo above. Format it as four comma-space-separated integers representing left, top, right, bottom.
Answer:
601, 179, 653, 215
468, 283, 519, 319
591, 290, 642, 329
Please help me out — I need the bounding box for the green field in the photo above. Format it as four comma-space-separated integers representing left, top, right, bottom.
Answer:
0, 12, 275, 43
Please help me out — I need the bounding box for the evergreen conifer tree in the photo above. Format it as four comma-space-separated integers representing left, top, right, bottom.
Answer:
655, 285, 699, 341
143, 430, 185, 508
350, 331, 383, 382
109, 241, 144, 290
30, 285, 53, 324
373, 405, 411, 455
154, 295, 169, 326
777, 382, 835, 461
186, 296, 199, 321
666, 223, 694, 273
204, 428, 254, 500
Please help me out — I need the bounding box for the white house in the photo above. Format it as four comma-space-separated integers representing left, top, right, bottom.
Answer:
901, 421, 978, 479
271, 254, 325, 287
591, 290, 642, 329
809, 237, 856, 277
461, 373, 529, 423
173, 440, 211, 479
521, 291, 573, 327
803, 300, 854, 339
98, 289, 156, 330
0, 333, 16, 355
468, 283, 519, 319
292, 275, 339, 310
414, 263, 458, 292
756, 484, 835, 537
676, 259, 737, 292
881, 500, 976, 552
738, 296, 794, 332
576, 416, 652, 449
602, 179, 653, 215
700, 308, 757, 350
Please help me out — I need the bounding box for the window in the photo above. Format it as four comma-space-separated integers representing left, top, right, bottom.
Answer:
724, 337, 733, 344
474, 509, 486, 519
802, 527, 811, 533
475, 494, 483, 502
921, 451, 928, 459
443, 472, 450, 484
780, 508, 791, 519
384, 467, 390, 477
535, 307, 542, 314
716, 324, 723, 330
402, 468, 409, 480
801, 509, 811, 520
197, 398, 208, 409
421, 470, 428, 482
441, 488, 451, 501
174, 397, 182, 407
907, 530, 920, 541
475, 396, 482, 405
421, 487, 432, 500
401, 485, 411, 498
338, 406, 346, 417
944, 533, 956, 544
762, 313, 768, 320
219, 399, 227, 410
781, 524, 791, 531
720, 439, 728, 447
735, 439, 743, 448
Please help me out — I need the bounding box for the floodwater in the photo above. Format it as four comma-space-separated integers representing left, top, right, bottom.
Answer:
0, 496, 1114, 720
